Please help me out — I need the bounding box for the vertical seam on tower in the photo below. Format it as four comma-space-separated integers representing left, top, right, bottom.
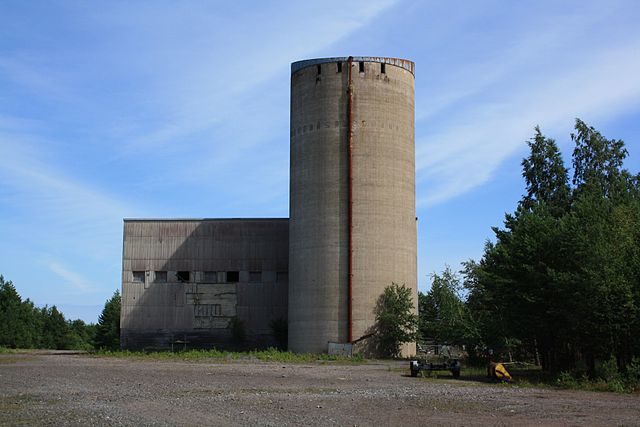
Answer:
347, 57, 354, 343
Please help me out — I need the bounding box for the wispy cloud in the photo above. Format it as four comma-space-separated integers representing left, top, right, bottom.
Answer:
0, 133, 140, 228
47, 261, 96, 292
88, 0, 400, 154
416, 13, 640, 207
0, 57, 70, 100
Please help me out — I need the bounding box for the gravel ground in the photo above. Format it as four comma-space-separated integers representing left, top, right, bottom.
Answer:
1, 351, 639, 426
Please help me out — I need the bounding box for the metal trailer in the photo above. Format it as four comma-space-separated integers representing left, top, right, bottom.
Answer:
409, 359, 461, 378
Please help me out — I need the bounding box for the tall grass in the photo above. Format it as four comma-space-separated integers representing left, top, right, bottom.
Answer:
93, 347, 365, 364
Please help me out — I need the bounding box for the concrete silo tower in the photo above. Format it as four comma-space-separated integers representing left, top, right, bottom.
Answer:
288, 57, 417, 355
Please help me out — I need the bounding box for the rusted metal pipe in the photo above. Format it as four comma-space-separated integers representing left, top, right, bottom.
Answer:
347, 56, 354, 343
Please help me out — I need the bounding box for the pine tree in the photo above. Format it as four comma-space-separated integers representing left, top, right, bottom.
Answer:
94, 291, 121, 350
466, 120, 639, 374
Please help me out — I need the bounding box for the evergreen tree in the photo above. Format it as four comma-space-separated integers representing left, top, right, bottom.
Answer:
94, 290, 121, 350
0, 276, 26, 348
521, 126, 570, 212
40, 305, 72, 350
571, 118, 628, 197
67, 319, 96, 350
0, 275, 96, 350
466, 120, 639, 375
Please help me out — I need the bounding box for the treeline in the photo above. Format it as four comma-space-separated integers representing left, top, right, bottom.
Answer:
420, 119, 640, 380
0, 275, 121, 350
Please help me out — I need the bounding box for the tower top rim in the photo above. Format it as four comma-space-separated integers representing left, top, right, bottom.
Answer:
291, 57, 414, 76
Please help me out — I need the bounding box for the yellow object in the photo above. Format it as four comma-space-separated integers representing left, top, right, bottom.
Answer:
494, 363, 512, 381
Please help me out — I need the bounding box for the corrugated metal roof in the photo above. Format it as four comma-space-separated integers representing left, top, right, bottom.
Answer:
291, 56, 414, 75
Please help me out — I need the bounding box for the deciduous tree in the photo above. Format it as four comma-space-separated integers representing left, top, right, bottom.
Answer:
373, 283, 419, 358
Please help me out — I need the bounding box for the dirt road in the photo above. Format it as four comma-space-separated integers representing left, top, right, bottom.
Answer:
1, 352, 638, 426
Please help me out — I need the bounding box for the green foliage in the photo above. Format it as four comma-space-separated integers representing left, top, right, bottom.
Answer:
94, 348, 365, 364
595, 356, 620, 382
373, 283, 419, 358
419, 267, 479, 346
0, 275, 96, 350
39, 306, 71, 350
0, 277, 31, 348
465, 119, 640, 378
555, 370, 633, 393
68, 319, 96, 350
623, 357, 640, 392
269, 317, 288, 350
521, 126, 570, 212
94, 291, 121, 350
571, 119, 628, 196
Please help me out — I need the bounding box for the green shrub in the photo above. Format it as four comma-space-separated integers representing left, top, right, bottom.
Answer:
596, 356, 620, 382
624, 357, 640, 391
556, 371, 579, 389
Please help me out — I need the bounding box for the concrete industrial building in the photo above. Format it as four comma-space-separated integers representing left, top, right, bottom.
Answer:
121, 57, 417, 355
120, 219, 289, 349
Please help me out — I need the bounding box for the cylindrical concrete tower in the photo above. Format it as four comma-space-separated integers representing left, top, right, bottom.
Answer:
289, 57, 416, 355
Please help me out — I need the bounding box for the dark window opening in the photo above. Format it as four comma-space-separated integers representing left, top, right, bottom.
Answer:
381, 63, 386, 74
132, 271, 145, 283
176, 271, 190, 282
359, 61, 364, 73
317, 64, 321, 75
155, 271, 167, 283
226, 271, 239, 283
337, 62, 342, 73
249, 271, 261, 282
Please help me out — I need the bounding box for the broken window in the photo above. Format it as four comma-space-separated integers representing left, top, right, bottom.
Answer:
337, 62, 342, 73
132, 271, 145, 283
176, 271, 190, 282
155, 271, 167, 283
226, 271, 239, 283
359, 61, 364, 73
381, 62, 386, 74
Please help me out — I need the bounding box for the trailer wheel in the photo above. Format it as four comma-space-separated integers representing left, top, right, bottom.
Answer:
410, 361, 419, 377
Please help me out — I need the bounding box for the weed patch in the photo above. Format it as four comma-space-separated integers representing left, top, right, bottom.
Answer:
93, 347, 365, 364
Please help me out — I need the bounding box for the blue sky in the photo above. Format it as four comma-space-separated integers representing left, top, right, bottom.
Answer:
1, 1, 639, 322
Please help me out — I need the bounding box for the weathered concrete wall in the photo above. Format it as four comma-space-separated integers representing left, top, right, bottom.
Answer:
289, 60, 350, 352
289, 57, 417, 355
121, 219, 288, 350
